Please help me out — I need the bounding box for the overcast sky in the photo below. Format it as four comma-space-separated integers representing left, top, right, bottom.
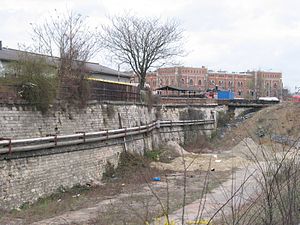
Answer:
1, 0, 299, 90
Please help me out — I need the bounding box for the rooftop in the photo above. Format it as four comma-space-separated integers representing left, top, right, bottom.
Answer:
207, 70, 252, 75
0, 47, 131, 78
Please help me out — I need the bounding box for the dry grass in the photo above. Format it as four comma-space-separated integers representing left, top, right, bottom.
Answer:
215, 102, 300, 149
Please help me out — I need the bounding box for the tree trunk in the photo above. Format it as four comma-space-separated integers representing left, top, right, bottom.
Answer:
139, 74, 146, 91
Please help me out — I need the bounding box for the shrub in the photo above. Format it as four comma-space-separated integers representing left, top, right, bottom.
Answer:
59, 77, 91, 108
3, 55, 58, 113
144, 150, 161, 161
141, 89, 160, 110
18, 74, 57, 113
102, 161, 116, 180
217, 111, 232, 127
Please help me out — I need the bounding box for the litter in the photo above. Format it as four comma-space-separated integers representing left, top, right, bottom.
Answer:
152, 177, 161, 181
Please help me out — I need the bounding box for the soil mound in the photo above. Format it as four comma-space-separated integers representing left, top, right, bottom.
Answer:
219, 102, 300, 148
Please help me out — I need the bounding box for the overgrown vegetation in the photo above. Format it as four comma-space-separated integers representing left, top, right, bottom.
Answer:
144, 150, 161, 161
59, 76, 91, 107
179, 108, 205, 121
141, 89, 161, 110
103, 151, 161, 184
217, 110, 233, 127
1, 55, 58, 113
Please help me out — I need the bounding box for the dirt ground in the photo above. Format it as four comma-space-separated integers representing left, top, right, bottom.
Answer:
150, 153, 250, 172
0, 138, 258, 225
216, 102, 300, 149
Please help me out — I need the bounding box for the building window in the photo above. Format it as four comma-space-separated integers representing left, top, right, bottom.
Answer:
166, 78, 169, 85
181, 79, 185, 84
159, 79, 163, 86
189, 79, 194, 86
171, 79, 174, 85
198, 80, 202, 85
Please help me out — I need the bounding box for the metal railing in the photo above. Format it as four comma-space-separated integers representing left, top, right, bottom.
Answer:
90, 88, 140, 102
0, 79, 141, 103
0, 119, 215, 155
160, 97, 217, 105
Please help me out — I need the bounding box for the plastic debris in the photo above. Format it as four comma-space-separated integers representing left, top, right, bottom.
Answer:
152, 177, 161, 181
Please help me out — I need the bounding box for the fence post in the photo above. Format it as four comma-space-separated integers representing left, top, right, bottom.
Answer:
118, 112, 128, 152
53, 135, 57, 146
0, 138, 12, 154
76, 131, 86, 143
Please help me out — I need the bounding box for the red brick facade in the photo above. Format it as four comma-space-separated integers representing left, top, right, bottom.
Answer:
155, 66, 207, 90
207, 71, 254, 98
133, 66, 283, 99
251, 71, 283, 98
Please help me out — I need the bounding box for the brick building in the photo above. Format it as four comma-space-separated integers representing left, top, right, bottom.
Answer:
251, 71, 283, 98
207, 71, 254, 98
134, 66, 283, 99
146, 66, 207, 90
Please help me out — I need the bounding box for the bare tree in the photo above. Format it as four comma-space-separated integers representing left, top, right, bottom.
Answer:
101, 14, 184, 89
30, 10, 100, 82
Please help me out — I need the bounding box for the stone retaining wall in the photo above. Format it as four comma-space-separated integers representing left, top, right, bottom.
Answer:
0, 102, 220, 209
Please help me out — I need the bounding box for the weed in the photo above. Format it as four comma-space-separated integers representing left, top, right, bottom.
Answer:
102, 161, 116, 180
144, 150, 162, 161
217, 111, 233, 127
19, 202, 30, 210
179, 108, 204, 121
106, 105, 115, 118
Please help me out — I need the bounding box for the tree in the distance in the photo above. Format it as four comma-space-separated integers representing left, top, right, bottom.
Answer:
101, 14, 184, 90
30, 10, 100, 102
